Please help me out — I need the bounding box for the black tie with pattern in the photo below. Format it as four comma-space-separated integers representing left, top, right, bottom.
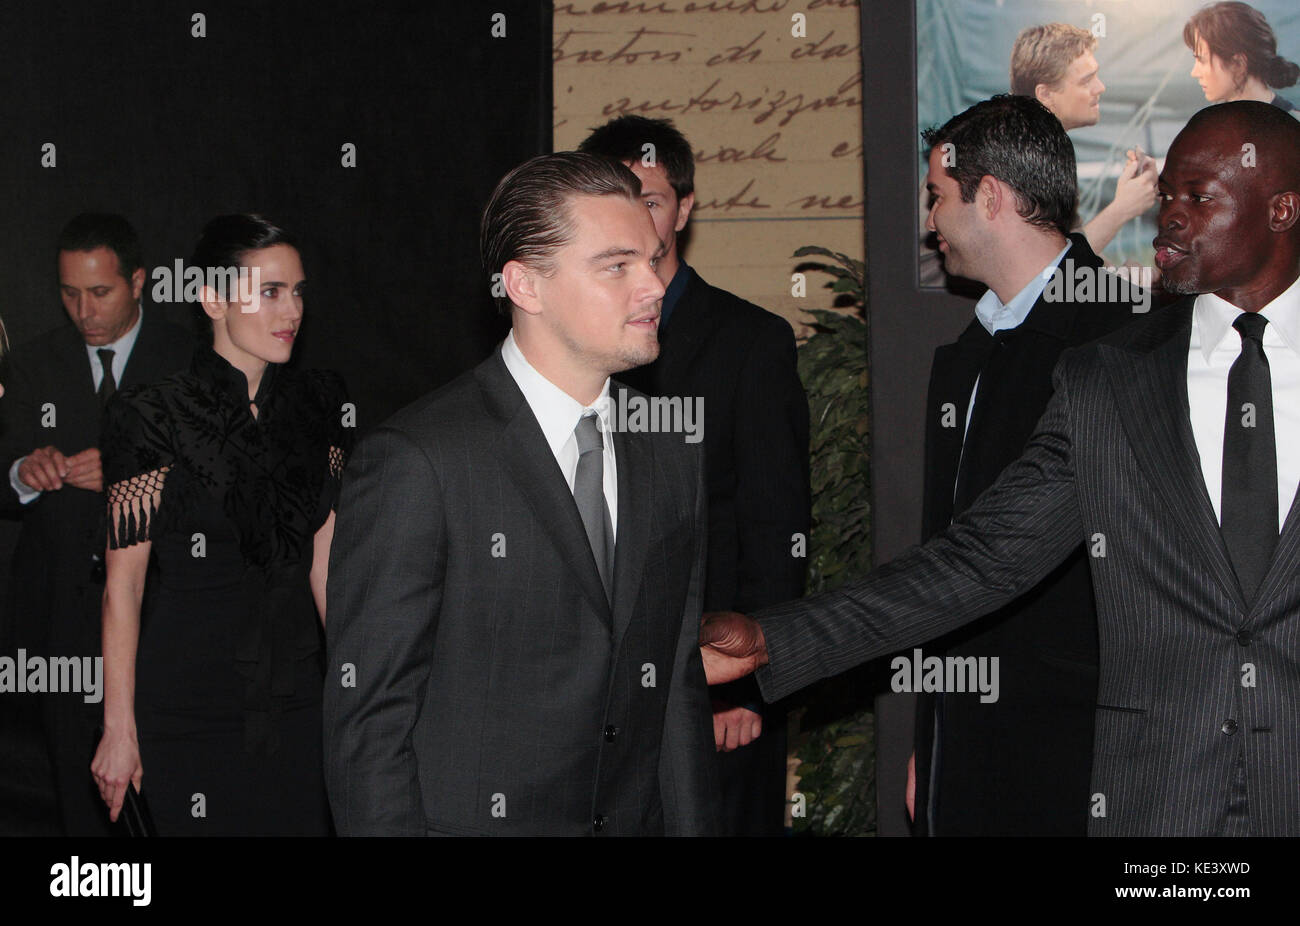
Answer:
1221, 312, 1278, 602
97, 348, 117, 407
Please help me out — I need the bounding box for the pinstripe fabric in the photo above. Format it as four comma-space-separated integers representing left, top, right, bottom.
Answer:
323, 346, 720, 836
756, 299, 1300, 835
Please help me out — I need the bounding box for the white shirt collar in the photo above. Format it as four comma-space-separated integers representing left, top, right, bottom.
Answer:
973, 241, 1071, 335
1193, 272, 1300, 363
85, 303, 144, 371
500, 329, 612, 458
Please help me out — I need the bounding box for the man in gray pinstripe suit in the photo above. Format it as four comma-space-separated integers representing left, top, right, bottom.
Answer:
323, 152, 719, 836
703, 101, 1300, 836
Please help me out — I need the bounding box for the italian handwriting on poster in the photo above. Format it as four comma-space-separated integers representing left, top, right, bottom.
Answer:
553, 0, 865, 334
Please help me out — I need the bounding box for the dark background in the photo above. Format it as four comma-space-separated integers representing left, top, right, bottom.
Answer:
0, 0, 550, 831
0, 0, 550, 607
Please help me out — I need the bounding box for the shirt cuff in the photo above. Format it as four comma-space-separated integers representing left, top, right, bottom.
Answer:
9, 457, 41, 504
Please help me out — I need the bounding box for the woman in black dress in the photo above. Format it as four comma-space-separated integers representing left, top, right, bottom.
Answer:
91, 215, 352, 835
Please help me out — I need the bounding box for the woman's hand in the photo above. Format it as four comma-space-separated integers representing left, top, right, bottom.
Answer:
91, 727, 143, 823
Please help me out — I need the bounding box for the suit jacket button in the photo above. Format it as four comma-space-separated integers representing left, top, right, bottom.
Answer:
593, 815, 607, 832
1236, 630, 1252, 646
604, 724, 618, 742
1222, 719, 1238, 735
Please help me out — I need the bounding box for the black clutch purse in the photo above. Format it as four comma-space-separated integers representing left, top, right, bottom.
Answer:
119, 782, 157, 837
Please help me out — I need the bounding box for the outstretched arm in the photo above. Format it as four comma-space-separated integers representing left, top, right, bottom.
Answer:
704, 356, 1085, 702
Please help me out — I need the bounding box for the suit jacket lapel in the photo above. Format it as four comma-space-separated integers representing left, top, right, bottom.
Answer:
477, 350, 613, 629
1252, 474, 1300, 613
924, 333, 985, 534
56, 328, 100, 423
119, 309, 163, 390
609, 398, 652, 648
1100, 300, 1246, 611
1016, 233, 1095, 340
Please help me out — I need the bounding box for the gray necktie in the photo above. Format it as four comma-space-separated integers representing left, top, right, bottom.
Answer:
574, 411, 614, 602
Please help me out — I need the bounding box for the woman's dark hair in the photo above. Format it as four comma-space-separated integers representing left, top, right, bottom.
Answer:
191, 213, 298, 302
1184, 2, 1300, 90
190, 214, 297, 330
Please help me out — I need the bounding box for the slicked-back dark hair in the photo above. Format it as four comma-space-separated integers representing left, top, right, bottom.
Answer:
191, 213, 298, 302
922, 94, 1077, 236
578, 115, 695, 199
57, 213, 143, 281
1184, 2, 1300, 91
480, 151, 642, 316
190, 214, 298, 332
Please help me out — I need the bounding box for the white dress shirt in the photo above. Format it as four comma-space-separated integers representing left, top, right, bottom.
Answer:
84, 307, 144, 392
500, 330, 618, 537
9, 306, 144, 504
1188, 275, 1300, 532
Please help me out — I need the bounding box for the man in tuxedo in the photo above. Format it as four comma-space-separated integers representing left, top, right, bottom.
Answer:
911, 95, 1144, 835
702, 100, 1300, 836
0, 214, 193, 836
579, 116, 810, 836
323, 152, 720, 836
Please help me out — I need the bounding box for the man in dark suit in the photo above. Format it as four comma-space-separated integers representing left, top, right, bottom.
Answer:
702, 100, 1300, 835
323, 152, 720, 836
0, 214, 193, 836
911, 96, 1144, 835
579, 116, 810, 836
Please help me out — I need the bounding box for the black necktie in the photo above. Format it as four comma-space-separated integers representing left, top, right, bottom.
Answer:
1221, 312, 1278, 602
97, 348, 117, 406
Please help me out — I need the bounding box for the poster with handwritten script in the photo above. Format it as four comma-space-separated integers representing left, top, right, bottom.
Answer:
553, 0, 865, 335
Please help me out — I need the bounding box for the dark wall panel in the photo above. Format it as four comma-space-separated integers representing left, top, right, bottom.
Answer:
0, 0, 549, 423
0, 0, 549, 664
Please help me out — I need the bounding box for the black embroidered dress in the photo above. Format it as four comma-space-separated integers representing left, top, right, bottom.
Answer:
102, 346, 351, 835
